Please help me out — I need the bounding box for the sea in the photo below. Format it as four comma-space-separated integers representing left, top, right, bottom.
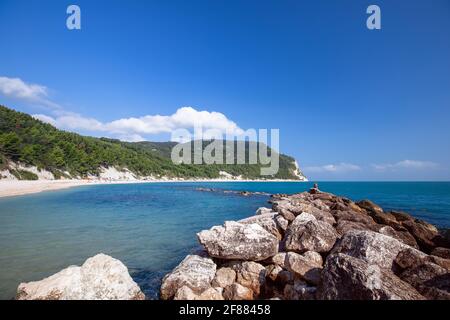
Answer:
0, 181, 449, 299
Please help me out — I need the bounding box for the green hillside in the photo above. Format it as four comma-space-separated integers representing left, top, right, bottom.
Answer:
0, 105, 305, 180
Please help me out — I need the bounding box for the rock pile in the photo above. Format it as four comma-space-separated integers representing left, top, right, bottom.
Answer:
161, 187, 450, 300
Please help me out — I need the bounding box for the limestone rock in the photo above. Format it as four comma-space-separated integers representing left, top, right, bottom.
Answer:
356, 200, 384, 214
223, 283, 254, 300
256, 207, 274, 215
399, 261, 450, 300
336, 219, 377, 236
274, 215, 289, 232
284, 213, 338, 253
332, 210, 377, 227
160, 255, 216, 300
271, 251, 322, 285
318, 253, 424, 300
390, 211, 414, 222
402, 220, 441, 253
239, 213, 282, 240
265, 264, 293, 285
431, 247, 450, 259
16, 254, 145, 300
379, 226, 419, 249
278, 208, 296, 222
233, 261, 266, 296
197, 221, 279, 261
211, 267, 236, 288
174, 286, 224, 300
332, 230, 426, 270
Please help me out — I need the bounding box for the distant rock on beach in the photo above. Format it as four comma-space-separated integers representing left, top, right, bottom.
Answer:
161, 185, 450, 300
16, 254, 145, 300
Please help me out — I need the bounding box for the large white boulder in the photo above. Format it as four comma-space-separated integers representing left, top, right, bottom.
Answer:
16, 254, 145, 300
197, 221, 279, 261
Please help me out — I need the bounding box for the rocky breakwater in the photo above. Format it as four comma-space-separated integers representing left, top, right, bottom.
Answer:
16, 254, 145, 300
161, 186, 450, 300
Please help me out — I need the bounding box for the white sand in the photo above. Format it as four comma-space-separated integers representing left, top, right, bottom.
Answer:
0, 180, 93, 198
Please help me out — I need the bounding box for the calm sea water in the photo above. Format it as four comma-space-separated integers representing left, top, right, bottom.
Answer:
0, 181, 449, 299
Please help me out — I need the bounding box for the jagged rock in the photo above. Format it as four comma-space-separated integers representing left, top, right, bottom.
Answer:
266, 265, 283, 281
318, 253, 424, 300
274, 215, 289, 232
271, 252, 322, 285
265, 264, 293, 285
211, 268, 236, 288
356, 200, 384, 214
284, 213, 338, 253
332, 230, 426, 270
336, 220, 377, 236
160, 255, 216, 300
394, 247, 450, 272
379, 226, 419, 249
417, 219, 439, 234
394, 247, 427, 271
399, 262, 450, 300
197, 221, 279, 261
356, 202, 405, 230
311, 192, 335, 202
256, 207, 274, 215
431, 247, 450, 259
223, 283, 254, 300
332, 210, 377, 226
390, 211, 414, 222
402, 220, 442, 252
308, 208, 336, 226
174, 286, 224, 300
232, 261, 266, 296
174, 286, 198, 300
16, 254, 144, 300
303, 251, 323, 266
428, 255, 450, 270
198, 287, 225, 300
239, 213, 282, 240
311, 199, 330, 211
278, 208, 296, 222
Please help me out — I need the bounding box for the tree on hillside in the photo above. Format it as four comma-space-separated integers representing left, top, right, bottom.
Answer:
0, 132, 21, 159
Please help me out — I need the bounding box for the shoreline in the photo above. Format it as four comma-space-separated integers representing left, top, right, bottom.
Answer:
0, 178, 308, 199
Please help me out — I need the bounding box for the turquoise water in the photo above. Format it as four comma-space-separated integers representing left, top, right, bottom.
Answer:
0, 181, 449, 299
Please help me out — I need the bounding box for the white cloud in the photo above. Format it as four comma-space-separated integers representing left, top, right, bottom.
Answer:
3, 76, 245, 142
0, 76, 60, 109
33, 106, 245, 141
0, 76, 47, 100
304, 163, 361, 173
104, 107, 244, 135
372, 160, 438, 171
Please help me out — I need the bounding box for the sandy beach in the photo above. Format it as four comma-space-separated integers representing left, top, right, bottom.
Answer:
0, 180, 95, 198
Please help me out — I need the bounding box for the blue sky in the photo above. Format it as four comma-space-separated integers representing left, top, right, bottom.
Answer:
0, 0, 449, 181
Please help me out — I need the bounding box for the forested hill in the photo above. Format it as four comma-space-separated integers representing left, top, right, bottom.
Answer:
0, 105, 306, 180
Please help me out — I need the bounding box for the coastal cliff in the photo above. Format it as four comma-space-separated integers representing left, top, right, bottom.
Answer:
161, 186, 450, 300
